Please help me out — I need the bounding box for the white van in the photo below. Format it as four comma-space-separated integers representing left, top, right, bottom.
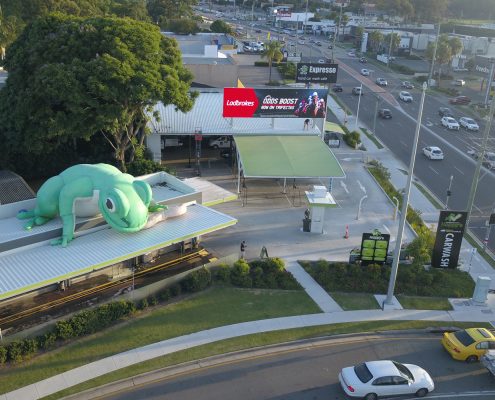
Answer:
161, 137, 183, 149
209, 136, 232, 149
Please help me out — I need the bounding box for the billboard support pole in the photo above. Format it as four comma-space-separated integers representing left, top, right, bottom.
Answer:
385, 82, 427, 305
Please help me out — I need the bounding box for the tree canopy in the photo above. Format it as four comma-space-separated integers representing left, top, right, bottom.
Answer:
0, 14, 196, 172
210, 19, 233, 34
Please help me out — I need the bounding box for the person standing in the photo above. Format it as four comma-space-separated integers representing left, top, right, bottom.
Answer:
240, 240, 246, 260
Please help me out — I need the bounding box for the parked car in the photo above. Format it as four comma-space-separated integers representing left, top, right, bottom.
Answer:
459, 117, 479, 131
423, 146, 444, 160
442, 327, 495, 362
438, 107, 454, 117
376, 77, 388, 86
348, 51, 356, 57
361, 68, 370, 76
454, 79, 466, 86
401, 81, 414, 89
352, 86, 363, 96
441, 116, 460, 130
332, 84, 343, 92
339, 360, 435, 399
399, 91, 413, 102
359, 57, 367, 63
378, 108, 392, 119
450, 95, 471, 105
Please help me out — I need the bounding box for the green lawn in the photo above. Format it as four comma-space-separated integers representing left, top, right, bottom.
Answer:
0, 286, 320, 395
330, 292, 380, 310
42, 320, 488, 400
398, 295, 452, 310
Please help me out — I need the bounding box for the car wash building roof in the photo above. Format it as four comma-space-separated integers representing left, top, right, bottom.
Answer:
0, 172, 237, 302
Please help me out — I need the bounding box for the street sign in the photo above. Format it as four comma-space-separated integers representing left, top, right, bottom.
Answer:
360, 229, 390, 266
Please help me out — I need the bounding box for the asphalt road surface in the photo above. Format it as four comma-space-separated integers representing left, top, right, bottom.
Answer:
105, 332, 495, 400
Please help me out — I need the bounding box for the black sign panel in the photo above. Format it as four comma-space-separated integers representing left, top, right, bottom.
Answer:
473, 56, 495, 78
296, 63, 338, 84
431, 211, 468, 269
360, 230, 390, 266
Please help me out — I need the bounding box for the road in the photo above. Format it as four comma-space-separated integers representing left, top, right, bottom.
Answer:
105, 332, 495, 400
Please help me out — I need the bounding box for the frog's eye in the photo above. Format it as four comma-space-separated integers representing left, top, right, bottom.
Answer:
105, 198, 117, 213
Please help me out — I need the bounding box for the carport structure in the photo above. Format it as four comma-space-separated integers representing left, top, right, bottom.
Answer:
234, 135, 345, 202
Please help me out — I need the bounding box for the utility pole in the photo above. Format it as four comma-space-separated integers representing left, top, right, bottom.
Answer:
484, 203, 495, 251
387, 26, 394, 68
484, 58, 494, 107
355, 83, 363, 131
465, 90, 495, 228
305, 0, 309, 38
427, 22, 441, 86
372, 95, 380, 135
445, 175, 454, 210
332, 2, 343, 62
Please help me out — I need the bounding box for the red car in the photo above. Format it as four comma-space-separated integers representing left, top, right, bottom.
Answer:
449, 96, 471, 105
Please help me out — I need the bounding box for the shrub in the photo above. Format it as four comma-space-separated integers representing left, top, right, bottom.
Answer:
148, 295, 158, 306
22, 338, 38, 359
181, 268, 212, 292
159, 289, 171, 301
138, 298, 149, 310
7, 341, 24, 363
38, 332, 57, 350
343, 131, 361, 148
231, 260, 252, 287
55, 320, 74, 340
170, 284, 182, 297
213, 263, 231, 283
0, 346, 7, 365
390, 63, 415, 75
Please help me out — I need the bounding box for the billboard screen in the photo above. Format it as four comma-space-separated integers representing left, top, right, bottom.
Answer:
295, 63, 338, 84
431, 211, 468, 269
223, 88, 328, 118
360, 230, 390, 266
473, 56, 495, 78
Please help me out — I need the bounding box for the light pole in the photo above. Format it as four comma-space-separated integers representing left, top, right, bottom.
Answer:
484, 203, 495, 251
387, 27, 394, 68
445, 175, 453, 210
484, 58, 494, 107
356, 195, 368, 220
392, 196, 399, 220
355, 83, 363, 131
385, 82, 428, 306
331, 3, 342, 62
427, 22, 441, 86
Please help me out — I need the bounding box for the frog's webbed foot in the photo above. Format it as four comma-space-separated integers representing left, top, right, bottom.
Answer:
17, 210, 35, 220
51, 233, 74, 247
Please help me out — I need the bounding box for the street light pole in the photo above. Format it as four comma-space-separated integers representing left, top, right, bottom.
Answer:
356, 195, 368, 220
484, 58, 494, 107
372, 95, 380, 134
445, 175, 454, 210
332, 2, 343, 62
385, 82, 428, 305
355, 83, 363, 131
387, 26, 394, 68
484, 203, 495, 251
392, 196, 399, 220
427, 22, 441, 86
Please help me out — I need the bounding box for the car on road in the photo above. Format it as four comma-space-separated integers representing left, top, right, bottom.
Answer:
361, 68, 370, 76
438, 107, 454, 118
316, 41, 322, 46
348, 51, 356, 57
375, 77, 388, 86
399, 91, 413, 102
454, 79, 466, 86
401, 81, 414, 89
423, 146, 444, 160
468, 151, 495, 169
298, 40, 305, 44
332, 84, 343, 92
328, 44, 333, 49
442, 327, 495, 362
459, 117, 479, 131
378, 108, 392, 119
339, 360, 435, 400
441, 116, 460, 130
359, 57, 367, 63
255, 29, 262, 33
352, 86, 363, 96
318, 59, 325, 63
449, 95, 471, 105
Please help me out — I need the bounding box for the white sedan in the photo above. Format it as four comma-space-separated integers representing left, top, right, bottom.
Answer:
361, 68, 370, 76
441, 116, 460, 130
399, 91, 413, 102
423, 146, 444, 160
339, 360, 435, 400
459, 117, 479, 131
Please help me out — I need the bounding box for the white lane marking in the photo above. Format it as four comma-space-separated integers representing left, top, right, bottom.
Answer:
428, 166, 440, 175
340, 180, 349, 194
382, 224, 390, 234
474, 204, 483, 213
341, 157, 362, 161
357, 180, 366, 193
400, 140, 408, 147
454, 166, 465, 175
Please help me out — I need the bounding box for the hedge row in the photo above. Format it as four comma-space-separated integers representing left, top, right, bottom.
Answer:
341, 124, 362, 149
213, 258, 301, 290
301, 260, 474, 297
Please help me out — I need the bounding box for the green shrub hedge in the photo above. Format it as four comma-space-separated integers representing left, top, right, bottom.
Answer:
390, 63, 415, 75
254, 61, 282, 67
301, 260, 474, 297
343, 131, 361, 148
181, 267, 212, 292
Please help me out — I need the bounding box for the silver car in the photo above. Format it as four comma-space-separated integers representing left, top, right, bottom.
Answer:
459, 117, 479, 131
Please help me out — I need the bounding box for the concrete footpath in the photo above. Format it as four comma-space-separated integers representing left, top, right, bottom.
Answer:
4, 98, 495, 400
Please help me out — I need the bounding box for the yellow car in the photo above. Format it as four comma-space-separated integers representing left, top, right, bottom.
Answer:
442, 328, 495, 362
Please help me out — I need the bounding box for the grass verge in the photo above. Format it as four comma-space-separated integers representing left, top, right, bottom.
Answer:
41, 320, 488, 400
397, 295, 452, 310
464, 232, 495, 269
360, 128, 384, 149
413, 182, 443, 210
329, 93, 352, 115
330, 292, 380, 310
0, 286, 320, 395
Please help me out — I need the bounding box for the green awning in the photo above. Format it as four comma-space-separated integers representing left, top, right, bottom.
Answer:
324, 121, 346, 135
235, 135, 345, 179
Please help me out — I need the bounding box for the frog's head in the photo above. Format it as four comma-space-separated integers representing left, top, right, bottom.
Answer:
99, 179, 152, 233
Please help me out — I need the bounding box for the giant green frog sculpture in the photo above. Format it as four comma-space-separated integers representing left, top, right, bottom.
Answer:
18, 163, 163, 246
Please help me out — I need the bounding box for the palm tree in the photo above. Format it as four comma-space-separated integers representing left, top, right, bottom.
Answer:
426, 34, 463, 87
261, 41, 283, 83
369, 30, 383, 53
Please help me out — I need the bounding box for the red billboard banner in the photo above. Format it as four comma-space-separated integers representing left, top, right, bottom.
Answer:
223, 88, 328, 118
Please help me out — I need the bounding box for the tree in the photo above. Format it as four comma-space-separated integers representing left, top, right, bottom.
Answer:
376, 0, 414, 19
411, 0, 449, 22
0, 12, 24, 57
167, 18, 200, 35
385, 32, 401, 55
369, 30, 384, 52
210, 19, 233, 34
147, 0, 196, 25
261, 41, 283, 83
0, 14, 196, 172
426, 34, 463, 86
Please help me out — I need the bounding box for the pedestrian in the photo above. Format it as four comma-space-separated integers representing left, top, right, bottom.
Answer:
303, 118, 310, 130
260, 245, 269, 259
240, 240, 246, 260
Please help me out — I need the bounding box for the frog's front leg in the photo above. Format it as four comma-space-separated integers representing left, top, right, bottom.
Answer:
51, 177, 94, 247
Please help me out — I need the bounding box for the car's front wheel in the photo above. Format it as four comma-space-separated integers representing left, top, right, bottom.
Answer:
416, 388, 428, 397
466, 355, 478, 363
364, 393, 378, 400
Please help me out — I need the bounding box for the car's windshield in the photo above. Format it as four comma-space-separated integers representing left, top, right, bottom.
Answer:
454, 330, 475, 346
354, 363, 373, 383
393, 361, 414, 381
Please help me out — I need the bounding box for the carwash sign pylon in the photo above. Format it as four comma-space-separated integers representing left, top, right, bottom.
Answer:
431, 210, 468, 269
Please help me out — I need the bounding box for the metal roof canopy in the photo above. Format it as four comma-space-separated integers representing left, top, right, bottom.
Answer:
235, 135, 345, 179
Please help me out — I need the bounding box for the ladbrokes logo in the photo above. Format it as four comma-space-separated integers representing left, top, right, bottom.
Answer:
223, 88, 259, 118
226, 100, 255, 106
